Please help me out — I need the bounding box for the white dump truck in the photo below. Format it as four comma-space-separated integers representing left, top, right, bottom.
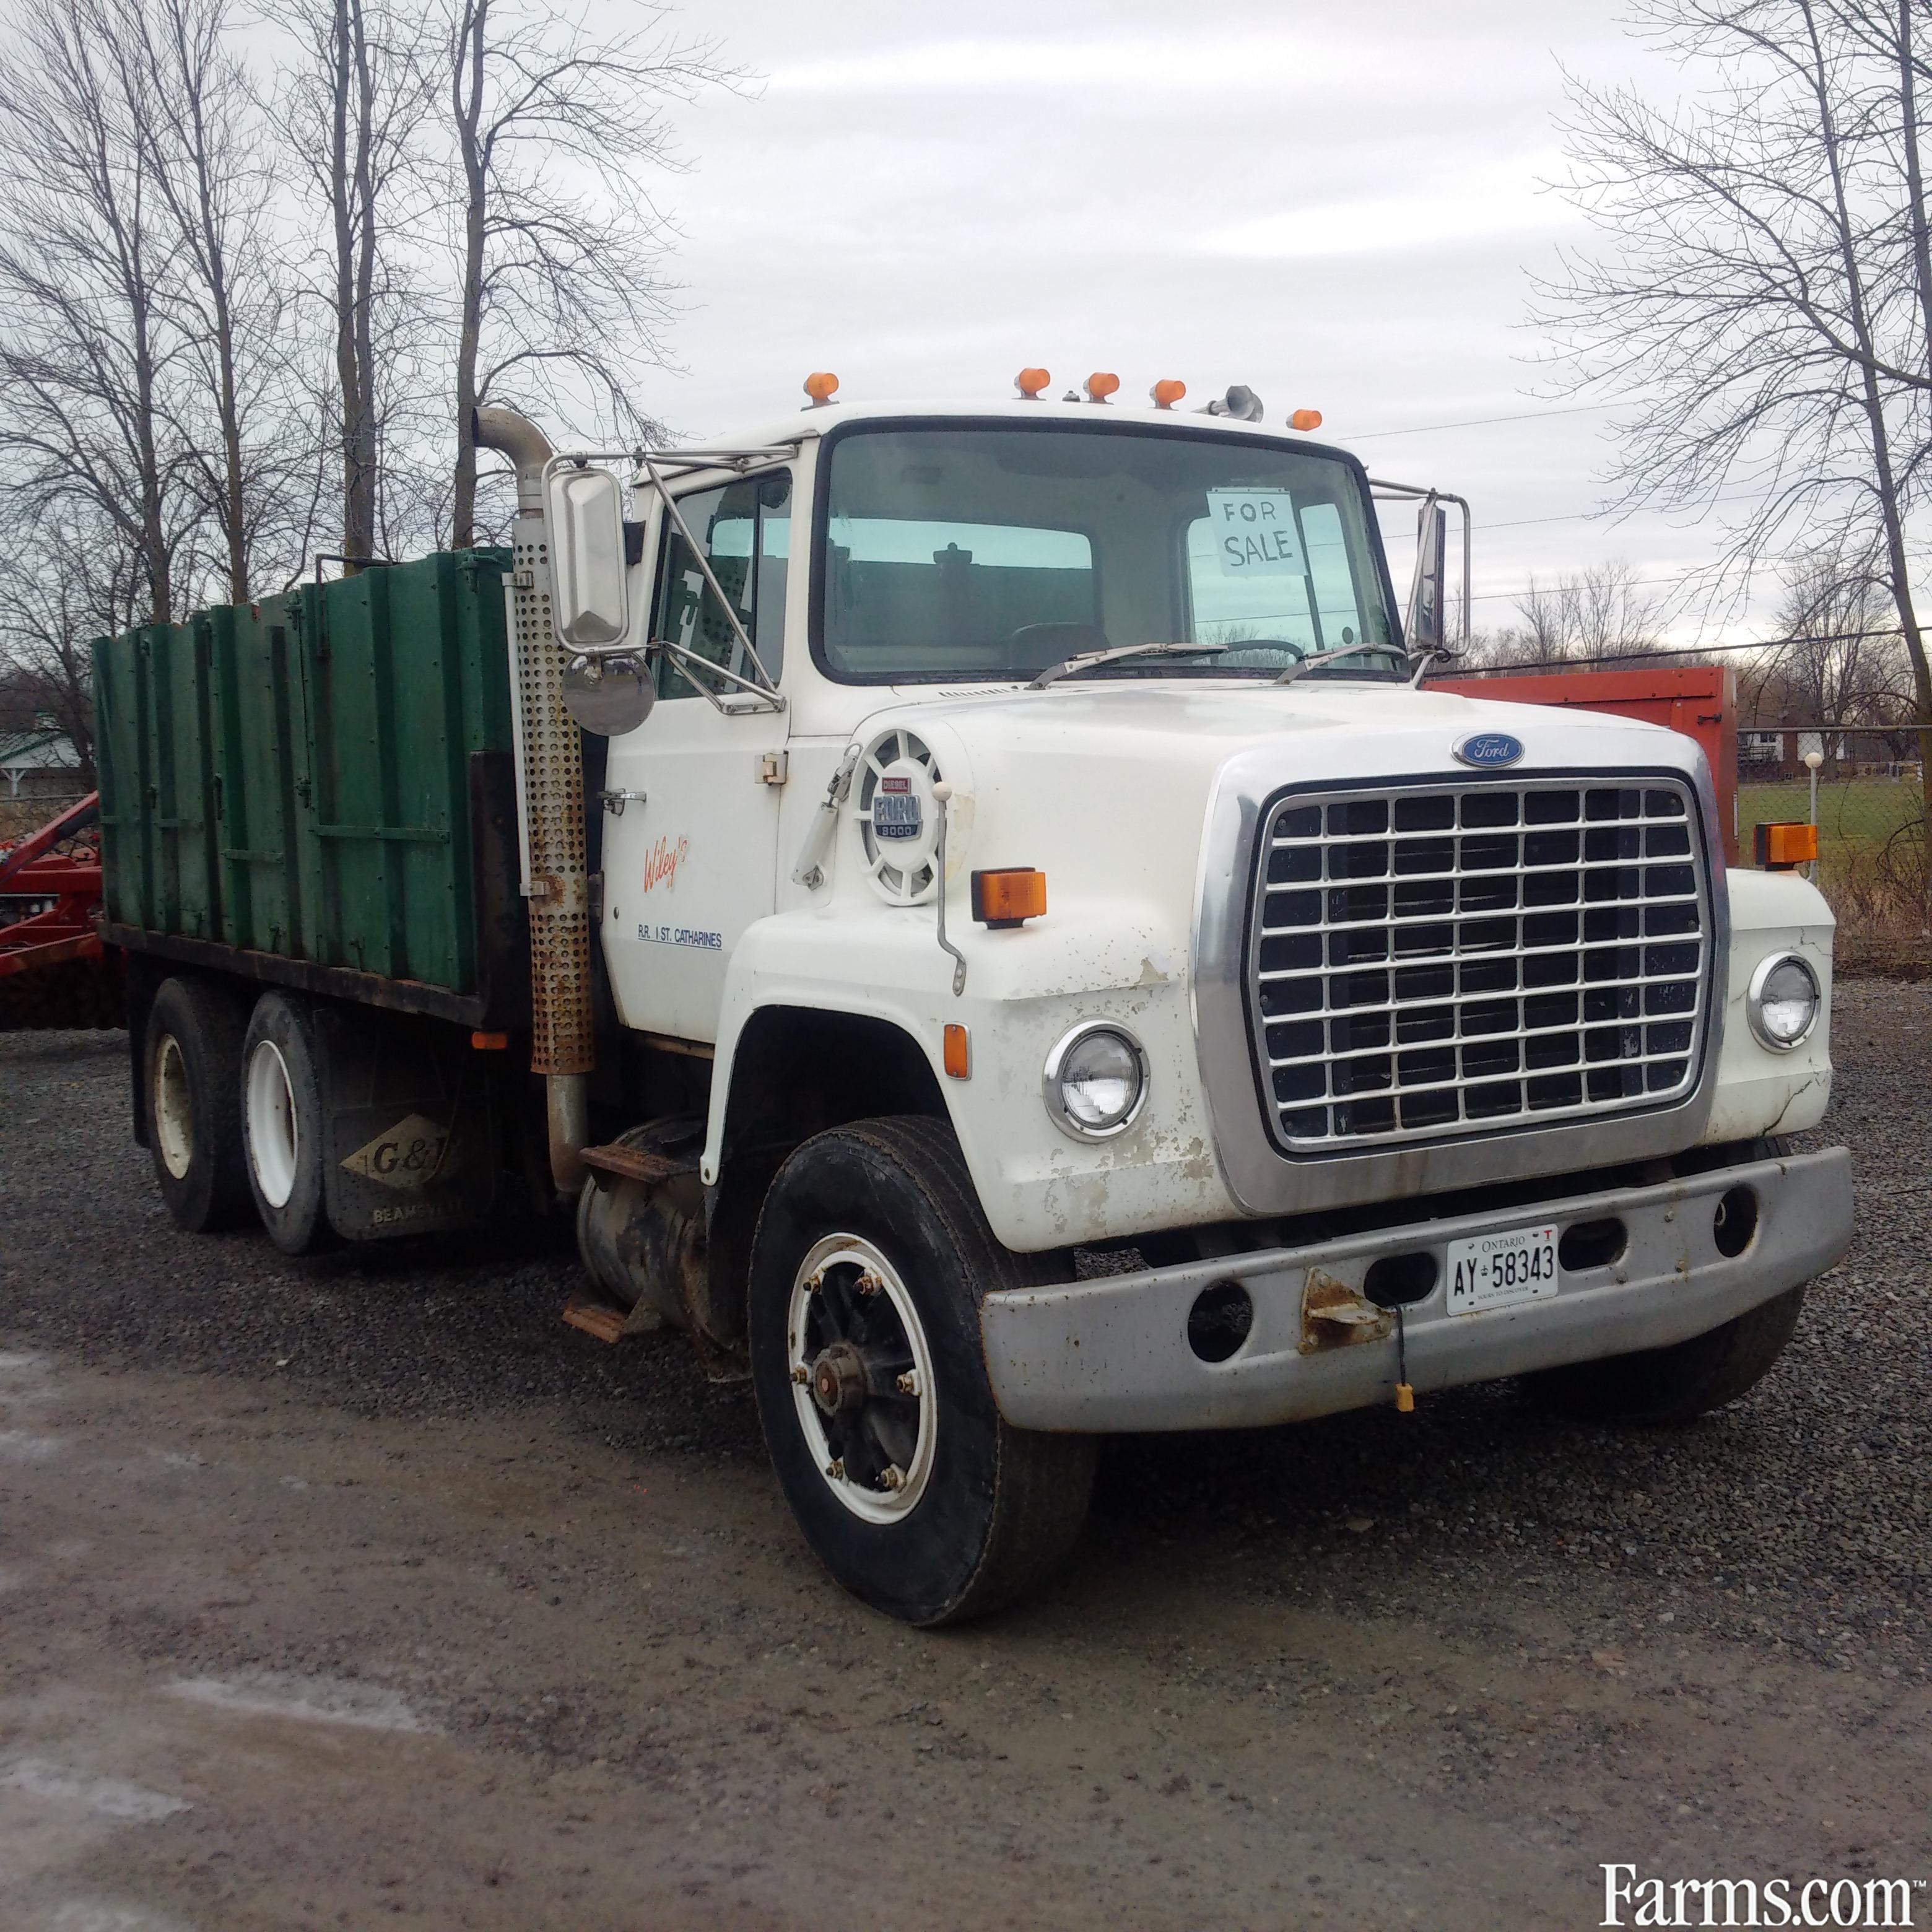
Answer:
103, 373, 1852, 1626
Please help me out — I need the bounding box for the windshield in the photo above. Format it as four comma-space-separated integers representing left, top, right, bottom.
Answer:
814, 422, 1401, 684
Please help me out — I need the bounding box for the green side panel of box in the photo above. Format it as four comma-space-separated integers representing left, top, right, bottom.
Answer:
94, 550, 513, 998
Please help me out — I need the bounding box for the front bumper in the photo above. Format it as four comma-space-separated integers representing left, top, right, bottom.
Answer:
980, 1146, 1853, 1432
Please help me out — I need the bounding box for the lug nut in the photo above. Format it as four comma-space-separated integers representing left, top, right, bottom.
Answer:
895, 1372, 920, 1396
805, 1271, 824, 1294
856, 1272, 881, 1296
879, 1464, 905, 1492
825, 1458, 844, 1481
790, 1364, 809, 1385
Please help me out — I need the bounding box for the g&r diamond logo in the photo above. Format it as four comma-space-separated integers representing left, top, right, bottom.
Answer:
340, 1113, 455, 1190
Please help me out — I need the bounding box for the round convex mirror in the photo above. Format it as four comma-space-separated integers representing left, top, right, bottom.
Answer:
561, 653, 655, 736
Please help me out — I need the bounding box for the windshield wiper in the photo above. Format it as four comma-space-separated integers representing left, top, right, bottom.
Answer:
1027, 641, 1227, 690
1274, 641, 1410, 685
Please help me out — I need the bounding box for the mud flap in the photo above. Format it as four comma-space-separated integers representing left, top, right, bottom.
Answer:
313, 1004, 499, 1240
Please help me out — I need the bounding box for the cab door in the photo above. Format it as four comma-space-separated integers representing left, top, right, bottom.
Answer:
599, 469, 793, 1042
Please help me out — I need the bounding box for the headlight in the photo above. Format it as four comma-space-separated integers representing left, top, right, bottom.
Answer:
1746, 952, 1821, 1050
1043, 1023, 1149, 1140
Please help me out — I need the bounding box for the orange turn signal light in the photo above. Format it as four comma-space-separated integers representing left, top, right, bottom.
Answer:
943, 1022, 970, 1079
1755, 821, 1817, 869
1084, 372, 1120, 403
803, 370, 840, 404
972, 867, 1046, 928
1289, 407, 1323, 432
470, 1030, 510, 1050
1016, 367, 1051, 399
1150, 378, 1186, 409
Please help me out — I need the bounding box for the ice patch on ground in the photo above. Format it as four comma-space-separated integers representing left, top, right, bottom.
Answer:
0, 1760, 190, 1824
0, 1431, 63, 1461
0, 1351, 46, 1374
163, 1672, 425, 1733
47, 1902, 201, 1932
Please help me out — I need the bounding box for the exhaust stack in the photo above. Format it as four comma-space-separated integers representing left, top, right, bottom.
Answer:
473, 406, 592, 1194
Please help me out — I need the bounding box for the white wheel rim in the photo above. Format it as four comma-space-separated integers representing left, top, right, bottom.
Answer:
246, 1038, 299, 1209
153, 1033, 194, 1180
787, 1232, 938, 1524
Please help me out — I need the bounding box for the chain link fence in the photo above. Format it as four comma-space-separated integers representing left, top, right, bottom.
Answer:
1738, 729, 1930, 974
0, 792, 90, 843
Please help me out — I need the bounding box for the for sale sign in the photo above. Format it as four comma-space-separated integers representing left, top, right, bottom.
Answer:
1206, 489, 1306, 576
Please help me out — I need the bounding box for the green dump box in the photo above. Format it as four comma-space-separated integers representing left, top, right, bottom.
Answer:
94, 550, 529, 1029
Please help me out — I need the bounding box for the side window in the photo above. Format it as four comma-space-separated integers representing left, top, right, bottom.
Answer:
650, 471, 791, 698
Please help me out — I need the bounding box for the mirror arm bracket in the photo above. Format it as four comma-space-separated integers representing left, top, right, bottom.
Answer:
651, 637, 786, 715
634, 450, 785, 700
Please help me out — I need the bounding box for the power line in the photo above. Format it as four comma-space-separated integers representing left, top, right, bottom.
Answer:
1348, 402, 1616, 441
1446, 627, 1905, 676
1464, 568, 1699, 604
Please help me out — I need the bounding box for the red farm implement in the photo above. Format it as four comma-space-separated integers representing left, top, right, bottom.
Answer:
0, 792, 124, 1029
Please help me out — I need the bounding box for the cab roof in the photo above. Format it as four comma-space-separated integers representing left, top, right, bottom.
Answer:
655, 396, 1358, 472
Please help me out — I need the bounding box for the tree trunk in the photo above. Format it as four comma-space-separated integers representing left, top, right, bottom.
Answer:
448, 0, 487, 549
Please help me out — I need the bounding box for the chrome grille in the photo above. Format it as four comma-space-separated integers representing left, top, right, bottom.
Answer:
1247, 778, 1711, 1152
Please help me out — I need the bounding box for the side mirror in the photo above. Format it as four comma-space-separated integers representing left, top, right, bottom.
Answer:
545, 464, 630, 648
1406, 497, 1448, 651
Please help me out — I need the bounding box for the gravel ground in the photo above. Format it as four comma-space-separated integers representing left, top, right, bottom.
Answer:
2, 982, 1929, 1926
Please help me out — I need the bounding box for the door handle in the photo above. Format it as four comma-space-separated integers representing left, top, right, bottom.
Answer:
599, 789, 647, 816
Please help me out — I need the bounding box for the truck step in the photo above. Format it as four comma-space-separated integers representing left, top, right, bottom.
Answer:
561, 1295, 629, 1344
581, 1141, 700, 1188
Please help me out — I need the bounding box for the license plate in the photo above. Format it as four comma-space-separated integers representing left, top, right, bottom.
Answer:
1445, 1223, 1559, 1315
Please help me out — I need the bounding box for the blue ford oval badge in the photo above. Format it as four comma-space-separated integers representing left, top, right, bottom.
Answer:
1453, 731, 1525, 770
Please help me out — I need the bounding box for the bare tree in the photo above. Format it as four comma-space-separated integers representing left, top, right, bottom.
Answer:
274, 0, 438, 564
1532, 0, 1932, 916
139, 0, 298, 601
1461, 560, 1668, 669
440, 0, 734, 546
0, 0, 189, 624
0, 500, 150, 774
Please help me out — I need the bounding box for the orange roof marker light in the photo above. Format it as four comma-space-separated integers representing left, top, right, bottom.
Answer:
1084, 372, 1120, 404
803, 371, 840, 406
1289, 407, 1324, 432
1150, 378, 1186, 410
1015, 367, 1051, 399
972, 868, 1047, 929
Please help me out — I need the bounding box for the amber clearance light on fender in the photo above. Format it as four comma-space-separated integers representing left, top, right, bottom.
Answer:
971, 868, 1046, 928
1754, 821, 1818, 869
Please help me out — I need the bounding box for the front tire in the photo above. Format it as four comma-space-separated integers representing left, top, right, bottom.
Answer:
242, 992, 337, 1256
145, 975, 253, 1232
1530, 1137, 1808, 1423
747, 1116, 1095, 1626
1529, 1284, 1808, 1424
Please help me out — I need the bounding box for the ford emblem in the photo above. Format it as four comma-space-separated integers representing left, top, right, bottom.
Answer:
1453, 731, 1525, 770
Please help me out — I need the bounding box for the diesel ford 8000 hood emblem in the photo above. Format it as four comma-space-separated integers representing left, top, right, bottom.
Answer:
1453, 731, 1525, 770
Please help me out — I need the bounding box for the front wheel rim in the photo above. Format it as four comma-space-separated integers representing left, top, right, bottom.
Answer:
786, 1233, 938, 1524
153, 1033, 193, 1180
245, 1038, 299, 1209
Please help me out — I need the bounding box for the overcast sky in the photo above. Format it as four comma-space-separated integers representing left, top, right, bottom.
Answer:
629, 0, 1743, 640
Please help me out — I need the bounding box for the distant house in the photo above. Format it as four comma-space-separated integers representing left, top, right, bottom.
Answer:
0, 721, 83, 801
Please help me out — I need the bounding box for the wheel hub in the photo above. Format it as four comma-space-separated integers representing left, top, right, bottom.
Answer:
786, 1234, 940, 1525
810, 1341, 869, 1416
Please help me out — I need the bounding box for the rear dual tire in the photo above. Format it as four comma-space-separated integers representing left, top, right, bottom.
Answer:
146, 975, 255, 1233
241, 992, 336, 1256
